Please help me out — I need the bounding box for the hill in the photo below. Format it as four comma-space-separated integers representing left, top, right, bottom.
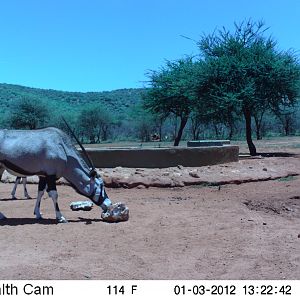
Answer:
0, 83, 146, 121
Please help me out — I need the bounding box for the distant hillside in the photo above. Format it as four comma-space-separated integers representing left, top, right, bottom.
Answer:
0, 83, 146, 121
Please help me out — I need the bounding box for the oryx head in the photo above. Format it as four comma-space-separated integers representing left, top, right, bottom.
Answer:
88, 169, 111, 208
61, 117, 111, 208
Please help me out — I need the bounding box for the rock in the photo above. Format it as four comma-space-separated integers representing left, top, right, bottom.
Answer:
102, 175, 113, 186
113, 166, 123, 172
189, 170, 200, 178
263, 168, 268, 171
150, 177, 174, 188
135, 184, 145, 189
171, 179, 185, 187
172, 172, 182, 177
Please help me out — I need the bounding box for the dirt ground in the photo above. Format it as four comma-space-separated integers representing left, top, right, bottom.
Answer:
1, 137, 300, 280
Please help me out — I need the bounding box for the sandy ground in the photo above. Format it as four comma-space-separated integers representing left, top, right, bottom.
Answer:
1, 155, 300, 280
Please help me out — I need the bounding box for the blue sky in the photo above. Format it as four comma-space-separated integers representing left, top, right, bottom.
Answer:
0, 0, 299, 92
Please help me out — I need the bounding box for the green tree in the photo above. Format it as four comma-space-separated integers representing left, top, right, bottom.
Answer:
9, 96, 50, 129
144, 57, 200, 146
77, 105, 113, 143
129, 104, 155, 142
198, 20, 300, 155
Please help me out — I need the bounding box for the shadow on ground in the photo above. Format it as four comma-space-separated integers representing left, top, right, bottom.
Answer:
0, 217, 104, 226
0, 197, 33, 202
239, 152, 299, 158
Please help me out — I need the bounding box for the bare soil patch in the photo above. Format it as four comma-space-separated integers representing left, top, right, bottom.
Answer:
1, 137, 300, 280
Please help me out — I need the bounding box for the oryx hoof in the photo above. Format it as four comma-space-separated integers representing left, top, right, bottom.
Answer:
34, 212, 43, 219
57, 216, 68, 224
11, 196, 17, 200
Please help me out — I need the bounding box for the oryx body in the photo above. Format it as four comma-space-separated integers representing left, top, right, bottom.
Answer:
0, 127, 111, 223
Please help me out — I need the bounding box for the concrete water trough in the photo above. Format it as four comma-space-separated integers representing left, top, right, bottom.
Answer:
81, 145, 239, 168
187, 140, 231, 147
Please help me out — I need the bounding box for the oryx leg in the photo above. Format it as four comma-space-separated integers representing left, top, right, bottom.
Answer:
11, 176, 21, 200
0, 165, 4, 180
0, 166, 7, 219
22, 177, 31, 199
34, 176, 46, 219
46, 175, 67, 223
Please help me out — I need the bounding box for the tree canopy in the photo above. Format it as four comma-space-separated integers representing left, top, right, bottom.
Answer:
144, 57, 201, 145
9, 97, 50, 129
144, 19, 300, 153
197, 20, 300, 155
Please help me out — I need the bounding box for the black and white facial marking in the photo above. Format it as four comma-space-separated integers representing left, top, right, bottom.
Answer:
89, 176, 112, 210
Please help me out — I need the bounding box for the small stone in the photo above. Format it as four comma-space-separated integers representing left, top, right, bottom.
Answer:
263, 222, 267, 225
298, 234, 300, 238
136, 184, 146, 189
189, 170, 200, 178
173, 172, 182, 177
263, 168, 268, 171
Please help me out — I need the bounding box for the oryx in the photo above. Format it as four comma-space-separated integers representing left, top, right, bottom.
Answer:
11, 176, 32, 200
0, 124, 112, 223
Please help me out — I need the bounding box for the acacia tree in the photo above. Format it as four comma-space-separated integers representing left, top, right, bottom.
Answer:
144, 57, 200, 146
9, 96, 50, 129
77, 105, 113, 143
198, 20, 300, 155
129, 104, 157, 142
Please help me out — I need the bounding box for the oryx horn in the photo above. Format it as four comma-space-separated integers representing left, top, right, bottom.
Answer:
61, 117, 95, 170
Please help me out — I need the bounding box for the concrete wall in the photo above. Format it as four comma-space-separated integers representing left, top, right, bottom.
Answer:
187, 140, 231, 147
83, 145, 239, 168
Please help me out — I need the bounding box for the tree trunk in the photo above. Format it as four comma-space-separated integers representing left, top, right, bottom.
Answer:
172, 116, 178, 140
102, 125, 109, 141
191, 125, 196, 140
255, 128, 261, 140
174, 116, 188, 146
227, 119, 234, 140
214, 124, 219, 137
158, 127, 162, 142
158, 118, 163, 142
195, 128, 200, 140
284, 116, 291, 136
243, 108, 257, 156
253, 114, 264, 140
228, 127, 233, 140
